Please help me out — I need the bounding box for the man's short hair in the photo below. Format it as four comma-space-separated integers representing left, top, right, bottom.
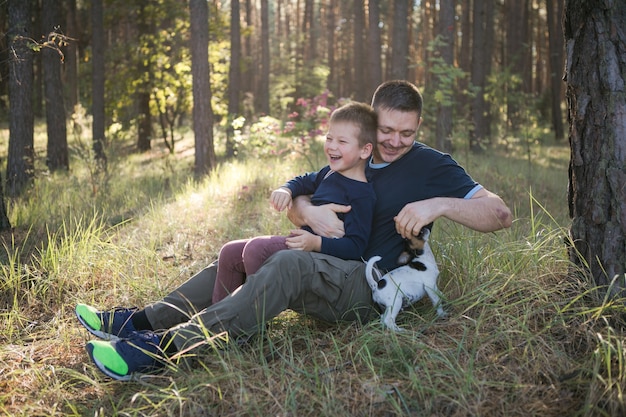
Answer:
371, 80, 423, 117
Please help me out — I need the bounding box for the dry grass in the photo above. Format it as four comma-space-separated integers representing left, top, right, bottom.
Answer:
1, 126, 625, 416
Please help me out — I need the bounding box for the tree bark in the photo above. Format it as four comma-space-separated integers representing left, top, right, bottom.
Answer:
91, 0, 106, 164
367, 0, 382, 99
353, 0, 366, 102
259, 0, 270, 114
564, 0, 626, 292
226, 0, 241, 157
470, 0, 488, 152
435, 0, 455, 153
190, 0, 215, 177
390, 0, 409, 80
547, 0, 565, 140
42, 0, 69, 172
7, 0, 35, 196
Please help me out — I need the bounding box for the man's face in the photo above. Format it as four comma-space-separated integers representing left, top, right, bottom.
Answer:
373, 108, 421, 164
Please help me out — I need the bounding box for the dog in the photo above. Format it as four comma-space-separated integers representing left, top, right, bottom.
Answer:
365, 228, 446, 332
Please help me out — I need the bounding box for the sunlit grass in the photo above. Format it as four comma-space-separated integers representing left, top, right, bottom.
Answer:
1, 122, 625, 415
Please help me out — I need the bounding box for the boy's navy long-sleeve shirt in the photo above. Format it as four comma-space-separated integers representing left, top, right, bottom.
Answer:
284, 165, 376, 260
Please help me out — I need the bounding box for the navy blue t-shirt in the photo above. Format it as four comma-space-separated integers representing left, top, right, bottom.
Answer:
364, 142, 480, 270
284, 166, 376, 260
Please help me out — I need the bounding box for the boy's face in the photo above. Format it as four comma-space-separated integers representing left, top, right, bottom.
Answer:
324, 121, 372, 173
373, 108, 421, 164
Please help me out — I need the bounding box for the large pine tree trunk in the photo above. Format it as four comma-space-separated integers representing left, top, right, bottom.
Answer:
470, 0, 488, 153
564, 0, 626, 292
7, 0, 35, 196
42, 0, 69, 172
353, 0, 366, 102
190, 0, 215, 177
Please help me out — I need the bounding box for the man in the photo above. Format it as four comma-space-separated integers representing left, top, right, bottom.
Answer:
77, 80, 512, 381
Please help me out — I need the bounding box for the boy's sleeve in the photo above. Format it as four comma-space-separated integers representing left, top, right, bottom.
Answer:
283, 166, 330, 198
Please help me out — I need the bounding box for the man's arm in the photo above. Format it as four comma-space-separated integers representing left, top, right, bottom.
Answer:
394, 188, 513, 238
287, 195, 351, 238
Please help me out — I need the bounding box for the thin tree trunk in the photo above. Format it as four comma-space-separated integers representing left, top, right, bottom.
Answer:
367, 0, 382, 99
136, 4, 152, 152
547, 0, 565, 140
7, 0, 35, 196
353, 0, 366, 101
259, 0, 270, 115
470, 0, 487, 153
64, 0, 79, 112
91, 0, 106, 164
42, 0, 69, 172
565, 0, 626, 292
226, 0, 241, 157
435, 0, 455, 153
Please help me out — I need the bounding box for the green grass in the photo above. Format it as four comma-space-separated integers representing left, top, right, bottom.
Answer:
1, 123, 625, 416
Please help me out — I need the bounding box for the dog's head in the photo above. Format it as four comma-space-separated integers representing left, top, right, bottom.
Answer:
396, 228, 430, 265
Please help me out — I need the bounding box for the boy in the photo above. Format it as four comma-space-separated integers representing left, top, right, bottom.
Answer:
211, 102, 377, 303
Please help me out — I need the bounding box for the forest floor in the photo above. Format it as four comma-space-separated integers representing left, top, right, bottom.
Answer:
1, 124, 624, 416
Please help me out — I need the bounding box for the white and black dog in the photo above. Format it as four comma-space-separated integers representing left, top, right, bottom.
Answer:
365, 229, 446, 332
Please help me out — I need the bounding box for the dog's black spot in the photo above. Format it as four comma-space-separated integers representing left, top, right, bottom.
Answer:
409, 261, 427, 271
378, 279, 387, 289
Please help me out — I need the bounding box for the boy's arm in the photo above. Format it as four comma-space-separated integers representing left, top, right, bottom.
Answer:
288, 195, 350, 238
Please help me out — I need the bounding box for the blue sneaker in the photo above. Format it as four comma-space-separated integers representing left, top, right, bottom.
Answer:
75, 304, 138, 340
86, 331, 165, 381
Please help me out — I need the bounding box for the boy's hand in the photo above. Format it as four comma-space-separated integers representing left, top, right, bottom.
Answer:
285, 229, 322, 252
270, 188, 293, 211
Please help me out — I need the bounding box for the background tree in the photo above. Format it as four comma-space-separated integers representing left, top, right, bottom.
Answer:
136, 3, 153, 152
390, 0, 409, 80
226, 0, 241, 157
546, 0, 565, 140
433, 0, 455, 153
565, 0, 626, 293
91, 0, 106, 164
366, 0, 382, 100
469, 0, 489, 152
42, 0, 69, 172
7, 0, 35, 196
259, 0, 269, 115
190, 0, 215, 177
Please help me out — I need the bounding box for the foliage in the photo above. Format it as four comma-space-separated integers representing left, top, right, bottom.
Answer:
425, 36, 472, 108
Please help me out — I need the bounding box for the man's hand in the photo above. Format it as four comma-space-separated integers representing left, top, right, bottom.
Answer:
394, 188, 513, 238
288, 195, 350, 238
286, 229, 322, 252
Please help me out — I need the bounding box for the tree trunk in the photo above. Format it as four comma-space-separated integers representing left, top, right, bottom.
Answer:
547, 0, 565, 140
367, 0, 382, 99
64, 0, 79, 112
390, 0, 409, 80
190, 0, 215, 177
91, 0, 106, 164
136, 4, 152, 152
435, 0, 455, 153
259, 0, 270, 115
470, 0, 487, 153
7, 0, 35, 196
326, 0, 337, 94
564, 0, 626, 293
226, 0, 241, 157
42, 0, 69, 172
353, 0, 366, 101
